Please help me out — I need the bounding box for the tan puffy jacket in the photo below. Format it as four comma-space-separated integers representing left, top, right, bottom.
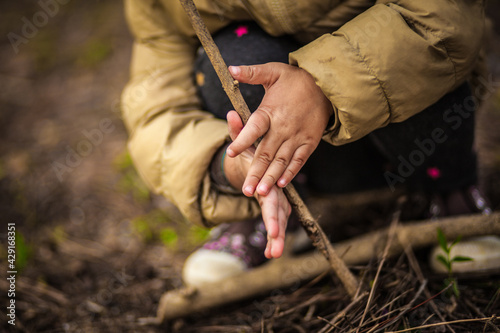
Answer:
121, 0, 485, 227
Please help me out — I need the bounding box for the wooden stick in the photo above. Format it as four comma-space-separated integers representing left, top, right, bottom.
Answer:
178, 0, 359, 297
156, 212, 500, 321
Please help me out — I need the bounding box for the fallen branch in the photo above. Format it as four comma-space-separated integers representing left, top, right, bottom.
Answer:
157, 212, 500, 321
178, 0, 359, 297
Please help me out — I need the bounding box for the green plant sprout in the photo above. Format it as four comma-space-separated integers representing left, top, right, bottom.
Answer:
436, 228, 473, 297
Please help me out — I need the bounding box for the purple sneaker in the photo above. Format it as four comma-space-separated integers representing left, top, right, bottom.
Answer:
427, 185, 492, 219
182, 217, 268, 287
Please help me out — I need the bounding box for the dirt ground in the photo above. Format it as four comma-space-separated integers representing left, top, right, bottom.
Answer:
1, 1, 500, 332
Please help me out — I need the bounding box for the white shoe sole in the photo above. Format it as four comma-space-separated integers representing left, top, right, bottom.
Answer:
182, 249, 247, 287
430, 235, 500, 273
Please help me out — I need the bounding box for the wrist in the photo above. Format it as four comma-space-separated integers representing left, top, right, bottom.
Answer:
210, 143, 241, 194
224, 148, 254, 190
223, 152, 245, 190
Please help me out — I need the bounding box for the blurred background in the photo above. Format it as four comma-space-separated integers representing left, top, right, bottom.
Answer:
0, 1, 499, 332
0, 1, 211, 331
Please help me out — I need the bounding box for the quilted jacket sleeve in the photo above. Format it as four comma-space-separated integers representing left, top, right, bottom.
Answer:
121, 0, 260, 227
289, 0, 485, 145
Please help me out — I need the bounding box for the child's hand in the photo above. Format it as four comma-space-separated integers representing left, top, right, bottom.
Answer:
255, 182, 290, 259
227, 63, 333, 197
224, 111, 291, 258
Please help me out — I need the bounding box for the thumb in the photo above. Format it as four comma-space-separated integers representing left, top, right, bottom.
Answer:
229, 63, 279, 87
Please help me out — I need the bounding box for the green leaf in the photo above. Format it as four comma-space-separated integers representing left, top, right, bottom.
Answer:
437, 228, 449, 253
452, 281, 460, 297
451, 256, 473, 263
436, 254, 451, 272
450, 235, 463, 249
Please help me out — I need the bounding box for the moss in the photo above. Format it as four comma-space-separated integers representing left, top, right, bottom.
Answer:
113, 150, 150, 203
14, 232, 32, 272
188, 225, 210, 244
4, 231, 33, 273
129, 208, 210, 251
76, 39, 112, 68
132, 217, 154, 242
52, 225, 67, 244
159, 227, 178, 249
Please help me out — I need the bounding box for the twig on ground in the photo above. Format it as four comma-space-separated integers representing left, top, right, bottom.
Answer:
304, 304, 317, 321
403, 243, 456, 333
465, 298, 500, 333
372, 281, 426, 333
194, 325, 254, 332
275, 293, 324, 318
357, 197, 404, 332
289, 270, 330, 299
317, 292, 369, 333
367, 290, 413, 324
362, 282, 453, 333
486, 287, 500, 313
178, 0, 359, 298
385, 315, 499, 333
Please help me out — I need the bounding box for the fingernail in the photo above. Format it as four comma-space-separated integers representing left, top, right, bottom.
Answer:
229, 66, 240, 76
244, 185, 254, 195
278, 179, 287, 187
258, 184, 268, 194
264, 243, 271, 259
226, 147, 235, 157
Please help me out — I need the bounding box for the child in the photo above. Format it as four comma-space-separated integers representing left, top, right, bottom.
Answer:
121, 0, 498, 286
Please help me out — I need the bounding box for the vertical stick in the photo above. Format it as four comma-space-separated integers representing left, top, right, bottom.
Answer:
179, 0, 359, 298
